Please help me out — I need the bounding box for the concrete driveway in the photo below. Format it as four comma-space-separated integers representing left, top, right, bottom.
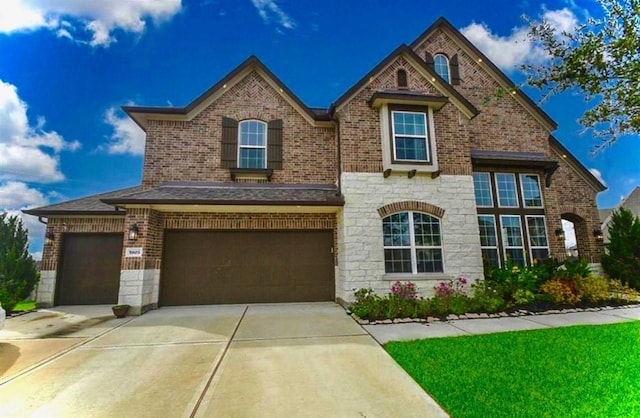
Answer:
0, 303, 446, 417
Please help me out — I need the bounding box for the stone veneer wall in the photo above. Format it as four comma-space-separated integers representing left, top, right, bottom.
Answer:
337, 172, 484, 301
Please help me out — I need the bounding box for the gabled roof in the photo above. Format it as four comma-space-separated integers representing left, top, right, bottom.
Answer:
22, 186, 140, 216
330, 44, 478, 119
123, 56, 333, 131
549, 136, 606, 192
601, 186, 640, 226
410, 17, 558, 132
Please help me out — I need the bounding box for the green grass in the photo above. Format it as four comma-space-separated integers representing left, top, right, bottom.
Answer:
12, 300, 36, 313
386, 322, 640, 418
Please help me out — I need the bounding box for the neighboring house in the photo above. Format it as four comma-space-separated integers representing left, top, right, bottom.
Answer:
600, 186, 640, 243
24, 17, 606, 314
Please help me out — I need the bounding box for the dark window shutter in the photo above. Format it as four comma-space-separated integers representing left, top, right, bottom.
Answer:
221, 117, 238, 168
425, 52, 435, 71
397, 69, 408, 88
450, 54, 461, 85
267, 119, 283, 170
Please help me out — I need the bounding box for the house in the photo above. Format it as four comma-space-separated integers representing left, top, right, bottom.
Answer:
600, 186, 640, 243
24, 17, 606, 315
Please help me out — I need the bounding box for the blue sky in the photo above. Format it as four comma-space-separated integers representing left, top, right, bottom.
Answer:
1, 0, 638, 257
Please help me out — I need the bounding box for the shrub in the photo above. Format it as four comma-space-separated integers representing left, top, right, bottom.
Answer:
513, 289, 536, 305
434, 276, 468, 298
540, 278, 580, 305
609, 279, 640, 303
554, 258, 592, 280
577, 275, 610, 303
486, 261, 548, 301
469, 280, 506, 313
602, 208, 640, 290
0, 213, 39, 314
390, 281, 418, 300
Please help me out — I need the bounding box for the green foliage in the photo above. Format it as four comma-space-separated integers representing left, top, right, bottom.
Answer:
386, 322, 640, 417
0, 213, 39, 314
523, 0, 640, 150
513, 289, 536, 305
609, 279, 640, 302
540, 278, 580, 305
553, 258, 592, 279
601, 208, 640, 289
486, 259, 550, 302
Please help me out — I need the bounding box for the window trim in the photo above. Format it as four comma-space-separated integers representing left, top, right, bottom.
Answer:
390, 110, 430, 163
433, 54, 451, 84
495, 173, 519, 208
500, 214, 525, 266
388, 105, 432, 165
473, 172, 494, 208
519, 173, 544, 208
383, 211, 444, 274
525, 215, 550, 263
237, 119, 268, 169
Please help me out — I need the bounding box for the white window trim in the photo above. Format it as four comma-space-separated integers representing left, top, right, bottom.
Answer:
496, 173, 519, 208
478, 214, 500, 267
383, 212, 444, 274
519, 173, 544, 208
379, 105, 439, 172
500, 215, 525, 265
473, 172, 494, 208
525, 215, 550, 262
434, 54, 451, 83
237, 120, 267, 169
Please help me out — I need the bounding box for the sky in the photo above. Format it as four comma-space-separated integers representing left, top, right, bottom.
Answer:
1, 0, 638, 257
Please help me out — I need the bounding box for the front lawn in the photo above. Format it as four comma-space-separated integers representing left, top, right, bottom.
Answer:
386, 322, 640, 417
11, 300, 36, 313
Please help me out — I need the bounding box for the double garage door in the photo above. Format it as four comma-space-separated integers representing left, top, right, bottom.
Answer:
160, 230, 335, 306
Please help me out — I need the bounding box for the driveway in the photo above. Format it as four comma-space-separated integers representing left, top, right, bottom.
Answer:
0, 303, 446, 417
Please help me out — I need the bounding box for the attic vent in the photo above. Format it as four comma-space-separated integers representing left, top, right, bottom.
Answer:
397, 69, 408, 89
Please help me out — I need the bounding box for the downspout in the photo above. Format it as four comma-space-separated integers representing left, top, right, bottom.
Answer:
334, 119, 342, 197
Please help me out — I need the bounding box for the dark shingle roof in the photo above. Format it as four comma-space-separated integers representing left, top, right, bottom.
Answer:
22, 186, 141, 216
101, 182, 344, 206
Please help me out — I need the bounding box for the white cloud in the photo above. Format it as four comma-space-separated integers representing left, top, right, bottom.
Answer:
0, 181, 52, 251
0, 79, 79, 183
460, 8, 578, 71
251, 0, 296, 29
101, 107, 146, 155
589, 168, 607, 187
0, 0, 182, 47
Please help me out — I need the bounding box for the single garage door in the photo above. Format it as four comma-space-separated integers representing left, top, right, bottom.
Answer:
160, 230, 334, 305
56, 233, 123, 305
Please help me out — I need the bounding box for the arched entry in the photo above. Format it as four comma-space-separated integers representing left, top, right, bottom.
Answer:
561, 212, 588, 259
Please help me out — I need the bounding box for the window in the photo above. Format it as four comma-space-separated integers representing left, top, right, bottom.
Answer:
473, 172, 493, 207
520, 174, 543, 207
383, 212, 443, 274
391, 110, 429, 162
397, 69, 408, 88
434, 54, 450, 83
238, 120, 267, 169
526, 216, 549, 262
495, 173, 518, 207
478, 215, 500, 268
473, 171, 550, 266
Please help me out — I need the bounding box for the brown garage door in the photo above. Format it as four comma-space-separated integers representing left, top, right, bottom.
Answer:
160, 230, 334, 305
56, 233, 123, 305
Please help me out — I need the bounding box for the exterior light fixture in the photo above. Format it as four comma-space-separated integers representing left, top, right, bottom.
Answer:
128, 223, 140, 241
593, 229, 604, 241
554, 228, 565, 241
45, 231, 55, 245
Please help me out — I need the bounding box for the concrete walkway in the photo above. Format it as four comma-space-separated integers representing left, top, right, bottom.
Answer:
0, 303, 447, 418
364, 306, 640, 344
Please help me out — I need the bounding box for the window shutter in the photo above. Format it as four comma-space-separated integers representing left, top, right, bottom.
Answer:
267, 119, 283, 170
221, 117, 238, 168
450, 54, 461, 85
397, 69, 408, 88
425, 52, 435, 71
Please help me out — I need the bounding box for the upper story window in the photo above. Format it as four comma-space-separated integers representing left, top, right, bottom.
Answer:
391, 110, 429, 163
495, 173, 518, 207
238, 120, 267, 169
434, 54, 450, 84
520, 174, 543, 207
473, 172, 493, 207
383, 211, 443, 274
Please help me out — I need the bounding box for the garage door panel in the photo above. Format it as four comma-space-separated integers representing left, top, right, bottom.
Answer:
56, 233, 123, 305
160, 230, 334, 306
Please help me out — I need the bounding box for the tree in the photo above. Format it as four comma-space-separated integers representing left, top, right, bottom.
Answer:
523, 0, 640, 152
601, 208, 640, 289
0, 213, 39, 314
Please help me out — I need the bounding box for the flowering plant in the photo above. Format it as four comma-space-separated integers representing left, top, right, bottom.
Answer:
390, 281, 418, 300
434, 276, 468, 298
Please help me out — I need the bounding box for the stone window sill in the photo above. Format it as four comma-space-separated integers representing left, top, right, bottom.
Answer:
382, 273, 450, 282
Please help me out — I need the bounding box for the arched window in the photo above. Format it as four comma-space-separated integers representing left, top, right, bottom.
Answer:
434, 54, 450, 83
383, 211, 443, 273
238, 120, 267, 168
397, 69, 408, 88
